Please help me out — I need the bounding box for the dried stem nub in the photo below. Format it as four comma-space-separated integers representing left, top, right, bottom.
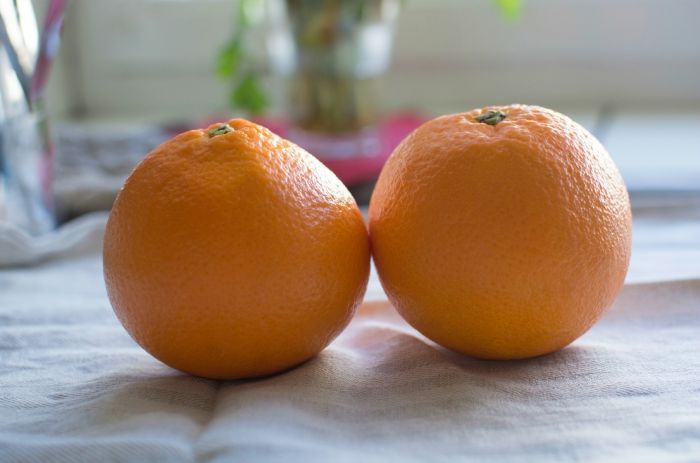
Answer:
208, 124, 234, 138
475, 110, 507, 126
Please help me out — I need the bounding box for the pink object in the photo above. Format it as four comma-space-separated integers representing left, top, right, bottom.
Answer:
31, 0, 67, 105
254, 114, 427, 186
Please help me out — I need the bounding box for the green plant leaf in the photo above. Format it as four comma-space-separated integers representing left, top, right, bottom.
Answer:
493, 0, 523, 21
216, 39, 242, 79
215, 0, 269, 115
238, 0, 253, 28
231, 73, 268, 115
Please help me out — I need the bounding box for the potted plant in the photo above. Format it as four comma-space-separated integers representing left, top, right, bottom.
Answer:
217, 0, 521, 199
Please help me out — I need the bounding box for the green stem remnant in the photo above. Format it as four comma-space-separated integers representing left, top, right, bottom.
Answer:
475, 110, 507, 126
208, 124, 234, 138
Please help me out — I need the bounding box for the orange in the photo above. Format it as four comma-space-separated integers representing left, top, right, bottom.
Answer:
103, 119, 370, 379
369, 105, 632, 359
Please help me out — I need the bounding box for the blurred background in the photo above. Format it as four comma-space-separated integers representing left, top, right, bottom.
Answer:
3, 0, 700, 231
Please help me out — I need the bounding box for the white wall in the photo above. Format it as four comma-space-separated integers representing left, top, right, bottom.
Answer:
44, 0, 700, 121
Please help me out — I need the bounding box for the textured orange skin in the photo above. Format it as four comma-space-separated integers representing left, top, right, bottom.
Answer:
103, 119, 370, 379
369, 105, 632, 360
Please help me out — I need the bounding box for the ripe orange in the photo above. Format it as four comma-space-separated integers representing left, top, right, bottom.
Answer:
369, 105, 632, 360
103, 119, 370, 379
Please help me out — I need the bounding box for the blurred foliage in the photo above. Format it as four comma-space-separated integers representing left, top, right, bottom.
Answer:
216, 0, 268, 114
493, 0, 523, 20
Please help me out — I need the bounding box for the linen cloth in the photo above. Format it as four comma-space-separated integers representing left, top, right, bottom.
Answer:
0, 195, 699, 462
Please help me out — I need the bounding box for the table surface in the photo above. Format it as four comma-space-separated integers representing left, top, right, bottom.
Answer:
1, 193, 699, 462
